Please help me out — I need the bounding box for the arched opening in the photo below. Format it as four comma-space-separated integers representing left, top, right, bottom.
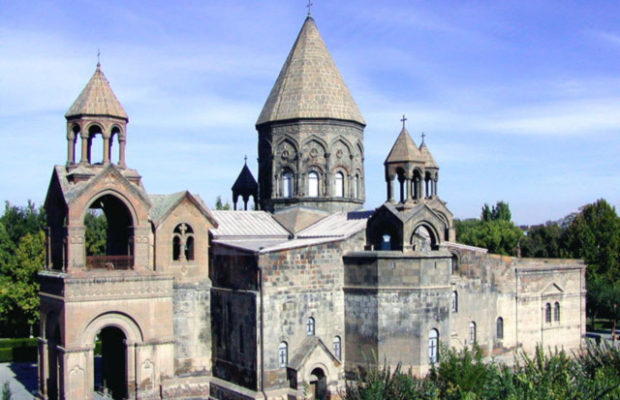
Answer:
396, 168, 406, 203
380, 234, 391, 250
469, 322, 476, 344
413, 169, 423, 200
451, 291, 458, 313
85, 194, 134, 270
554, 302, 560, 322
110, 127, 121, 165
496, 317, 504, 340
451, 253, 459, 274
306, 317, 315, 336
172, 223, 194, 262
278, 342, 288, 368
281, 171, 293, 198
69, 124, 80, 164
428, 329, 439, 364
309, 367, 327, 400
545, 303, 552, 323
333, 336, 341, 360
308, 171, 319, 197
411, 225, 436, 251
87, 125, 104, 164
334, 172, 344, 197
94, 326, 127, 400
425, 171, 432, 198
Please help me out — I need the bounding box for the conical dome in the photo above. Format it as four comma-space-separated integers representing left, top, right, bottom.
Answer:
385, 128, 422, 164
419, 141, 438, 169
256, 17, 365, 126
65, 64, 128, 121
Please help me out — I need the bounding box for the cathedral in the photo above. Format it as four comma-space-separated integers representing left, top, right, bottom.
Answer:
38, 14, 586, 400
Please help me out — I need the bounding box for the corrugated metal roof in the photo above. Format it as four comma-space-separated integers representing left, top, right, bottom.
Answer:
210, 211, 290, 239
296, 210, 370, 239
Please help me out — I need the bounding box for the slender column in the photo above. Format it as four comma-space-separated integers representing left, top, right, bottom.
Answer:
103, 134, 111, 164
405, 178, 413, 203
118, 138, 126, 168
387, 179, 394, 203
80, 133, 89, 164
67, 132, 75, 165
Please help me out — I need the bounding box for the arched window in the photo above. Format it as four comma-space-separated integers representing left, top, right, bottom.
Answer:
334, 172, 344, 197
451, 291, 458, 313
306, 317, 315, 336
412, 225, 434, 252
308, 171, 319, 197
278, 342, 288, 368
496, 317, 504, 339
333, 336, 341, 360
545, 303, 552, 323
428, 329, 439, 364
554, 302, 560, 322
282, 172, 293, 198
469, 321, 476, 344
173, 223, 194, 262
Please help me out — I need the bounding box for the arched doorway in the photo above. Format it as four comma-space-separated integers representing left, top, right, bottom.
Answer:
94, 326, 127, 399
309, 367, 327, 400
85, 194, 134, 270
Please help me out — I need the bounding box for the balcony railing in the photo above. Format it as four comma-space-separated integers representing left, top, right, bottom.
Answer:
86, 255, 134, 270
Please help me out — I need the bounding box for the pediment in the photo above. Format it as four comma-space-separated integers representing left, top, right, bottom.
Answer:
541, 282, 564, 296
288, 337, 340, 372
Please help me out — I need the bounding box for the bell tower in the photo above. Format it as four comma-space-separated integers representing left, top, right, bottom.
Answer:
256, 16, 366, 213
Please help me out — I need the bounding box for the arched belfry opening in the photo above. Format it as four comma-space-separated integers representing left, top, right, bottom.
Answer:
87, 124, 104, 164
94, 326, 127, 400
85, 194, 134, 270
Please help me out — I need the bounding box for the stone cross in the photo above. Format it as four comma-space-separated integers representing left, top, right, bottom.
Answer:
401, 115, 407, 129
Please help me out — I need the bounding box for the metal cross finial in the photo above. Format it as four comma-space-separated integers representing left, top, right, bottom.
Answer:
421, 132, 426, 143
97, 48, 101, 67
401, 115, 407, 129
244, 155, 248, 164
307, 0, 313, 16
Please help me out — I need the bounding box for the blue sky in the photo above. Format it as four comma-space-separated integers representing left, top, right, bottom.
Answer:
1, 0, 618, 225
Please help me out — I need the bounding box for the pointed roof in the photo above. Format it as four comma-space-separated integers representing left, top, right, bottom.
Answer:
65, 64, 128, 121
385, 128, 422, 163
231, 163, 258, 192
419, 142, 438, 169
256, 17, 365, 126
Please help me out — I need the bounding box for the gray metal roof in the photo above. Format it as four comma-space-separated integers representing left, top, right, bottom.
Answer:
210, 211, 290, 239
297, 210, 370, 239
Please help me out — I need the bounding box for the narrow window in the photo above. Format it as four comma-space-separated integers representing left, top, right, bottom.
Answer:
185, 236, 194, 261
334, 172, 344, 197
451, 291, 458, 313
278, 342, 288, 368
173, 236, 181, 261
469, 321, 476, 344
353, 174, 359, 198
333, 336, 341, 360
380, 234, 391, 251
545, 303, 552, 323
308, 171, 319, 197
306, 317, 315, 336
496, 317, 504, 340
554, 302, 560, 322
282, 172, 293, 198
428, 329, 439, 364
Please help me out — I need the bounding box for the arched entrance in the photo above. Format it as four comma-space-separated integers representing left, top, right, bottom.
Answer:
309, 367, 327, 400
85, 194, 134, 270
94, 326, 127, 400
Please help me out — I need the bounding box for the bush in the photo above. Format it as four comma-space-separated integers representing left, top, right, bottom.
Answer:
0, 338, 37, 363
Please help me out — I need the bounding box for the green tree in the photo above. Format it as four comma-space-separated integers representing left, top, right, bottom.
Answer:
521, 222, 567, 258
215, 195, 230, 210
0, 201, 45, 247
84, 211, 107, 256
563, 199, 620, 282
491, 200, 511, 222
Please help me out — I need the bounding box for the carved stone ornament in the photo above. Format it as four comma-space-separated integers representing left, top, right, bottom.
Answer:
281, 150, 290, 160
310, 148, 319, 159
336, 149, 344, 159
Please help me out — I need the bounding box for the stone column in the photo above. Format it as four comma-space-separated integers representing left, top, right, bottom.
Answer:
37, 337, 48, 398
118, 137, 126, 168
80, 133, 89, 164
103, 133, 111, 165
325, 152, 332, 197
67, 130, 75, 165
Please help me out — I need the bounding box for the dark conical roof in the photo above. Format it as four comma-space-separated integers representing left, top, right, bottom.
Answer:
385, 128, 422, 164
256, 17, 365, 126
65, 63, 128, 120
232, 163, 258, 192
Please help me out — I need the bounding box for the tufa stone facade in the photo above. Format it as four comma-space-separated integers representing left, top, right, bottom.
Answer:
38, 14, 585, 400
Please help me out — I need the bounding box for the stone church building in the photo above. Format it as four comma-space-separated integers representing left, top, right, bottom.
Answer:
38, 14, 586, 400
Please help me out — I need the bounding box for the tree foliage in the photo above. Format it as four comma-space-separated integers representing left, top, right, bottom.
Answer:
215, 195, 231, 210
84, 211, 107, 256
